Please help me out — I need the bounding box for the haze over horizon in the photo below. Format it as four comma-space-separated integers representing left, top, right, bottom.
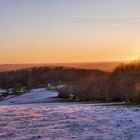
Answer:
0, 61, 130, 72
0, 0, 140, 63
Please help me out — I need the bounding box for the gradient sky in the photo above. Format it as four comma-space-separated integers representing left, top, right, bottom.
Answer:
0, 0, 140, 63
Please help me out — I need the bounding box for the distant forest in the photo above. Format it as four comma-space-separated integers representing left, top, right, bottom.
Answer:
0, 66, 106, 90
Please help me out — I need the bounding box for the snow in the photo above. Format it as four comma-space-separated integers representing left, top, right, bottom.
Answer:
0, 89, 140, 140
48, 84, 66, 90
0, 88, 58, 105
0, 89, 7, 93
57, 84, 66, 89
31, 88, 47, 92
4, 95, 16, 100
0, 104, 140, 140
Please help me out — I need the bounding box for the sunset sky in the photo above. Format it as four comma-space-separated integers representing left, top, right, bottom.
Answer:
0, 0, 140, 64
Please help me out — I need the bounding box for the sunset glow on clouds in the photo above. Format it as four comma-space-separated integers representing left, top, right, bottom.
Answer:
0, 0, 140, 63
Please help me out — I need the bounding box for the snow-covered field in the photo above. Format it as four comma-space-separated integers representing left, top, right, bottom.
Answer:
0, 89, 140, 140
0, 88, 58, 105
0, 104, 140, 140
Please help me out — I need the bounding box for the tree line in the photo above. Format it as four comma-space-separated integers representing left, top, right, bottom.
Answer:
58, 62, 140, 104
0, 66, 106, 92
1, 63, 140, 104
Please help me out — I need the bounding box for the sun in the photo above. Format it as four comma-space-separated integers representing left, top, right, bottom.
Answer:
129, 44, 140, 61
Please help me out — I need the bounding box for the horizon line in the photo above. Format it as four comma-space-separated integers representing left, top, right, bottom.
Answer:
0, 60, 130, 65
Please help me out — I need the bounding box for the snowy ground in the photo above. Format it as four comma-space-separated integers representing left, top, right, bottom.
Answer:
0, 88, 58, 105
0, 89, 140, 140
0, 104, 140, 140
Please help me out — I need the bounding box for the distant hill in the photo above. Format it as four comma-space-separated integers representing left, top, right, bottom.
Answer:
0, 62, 125, 72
